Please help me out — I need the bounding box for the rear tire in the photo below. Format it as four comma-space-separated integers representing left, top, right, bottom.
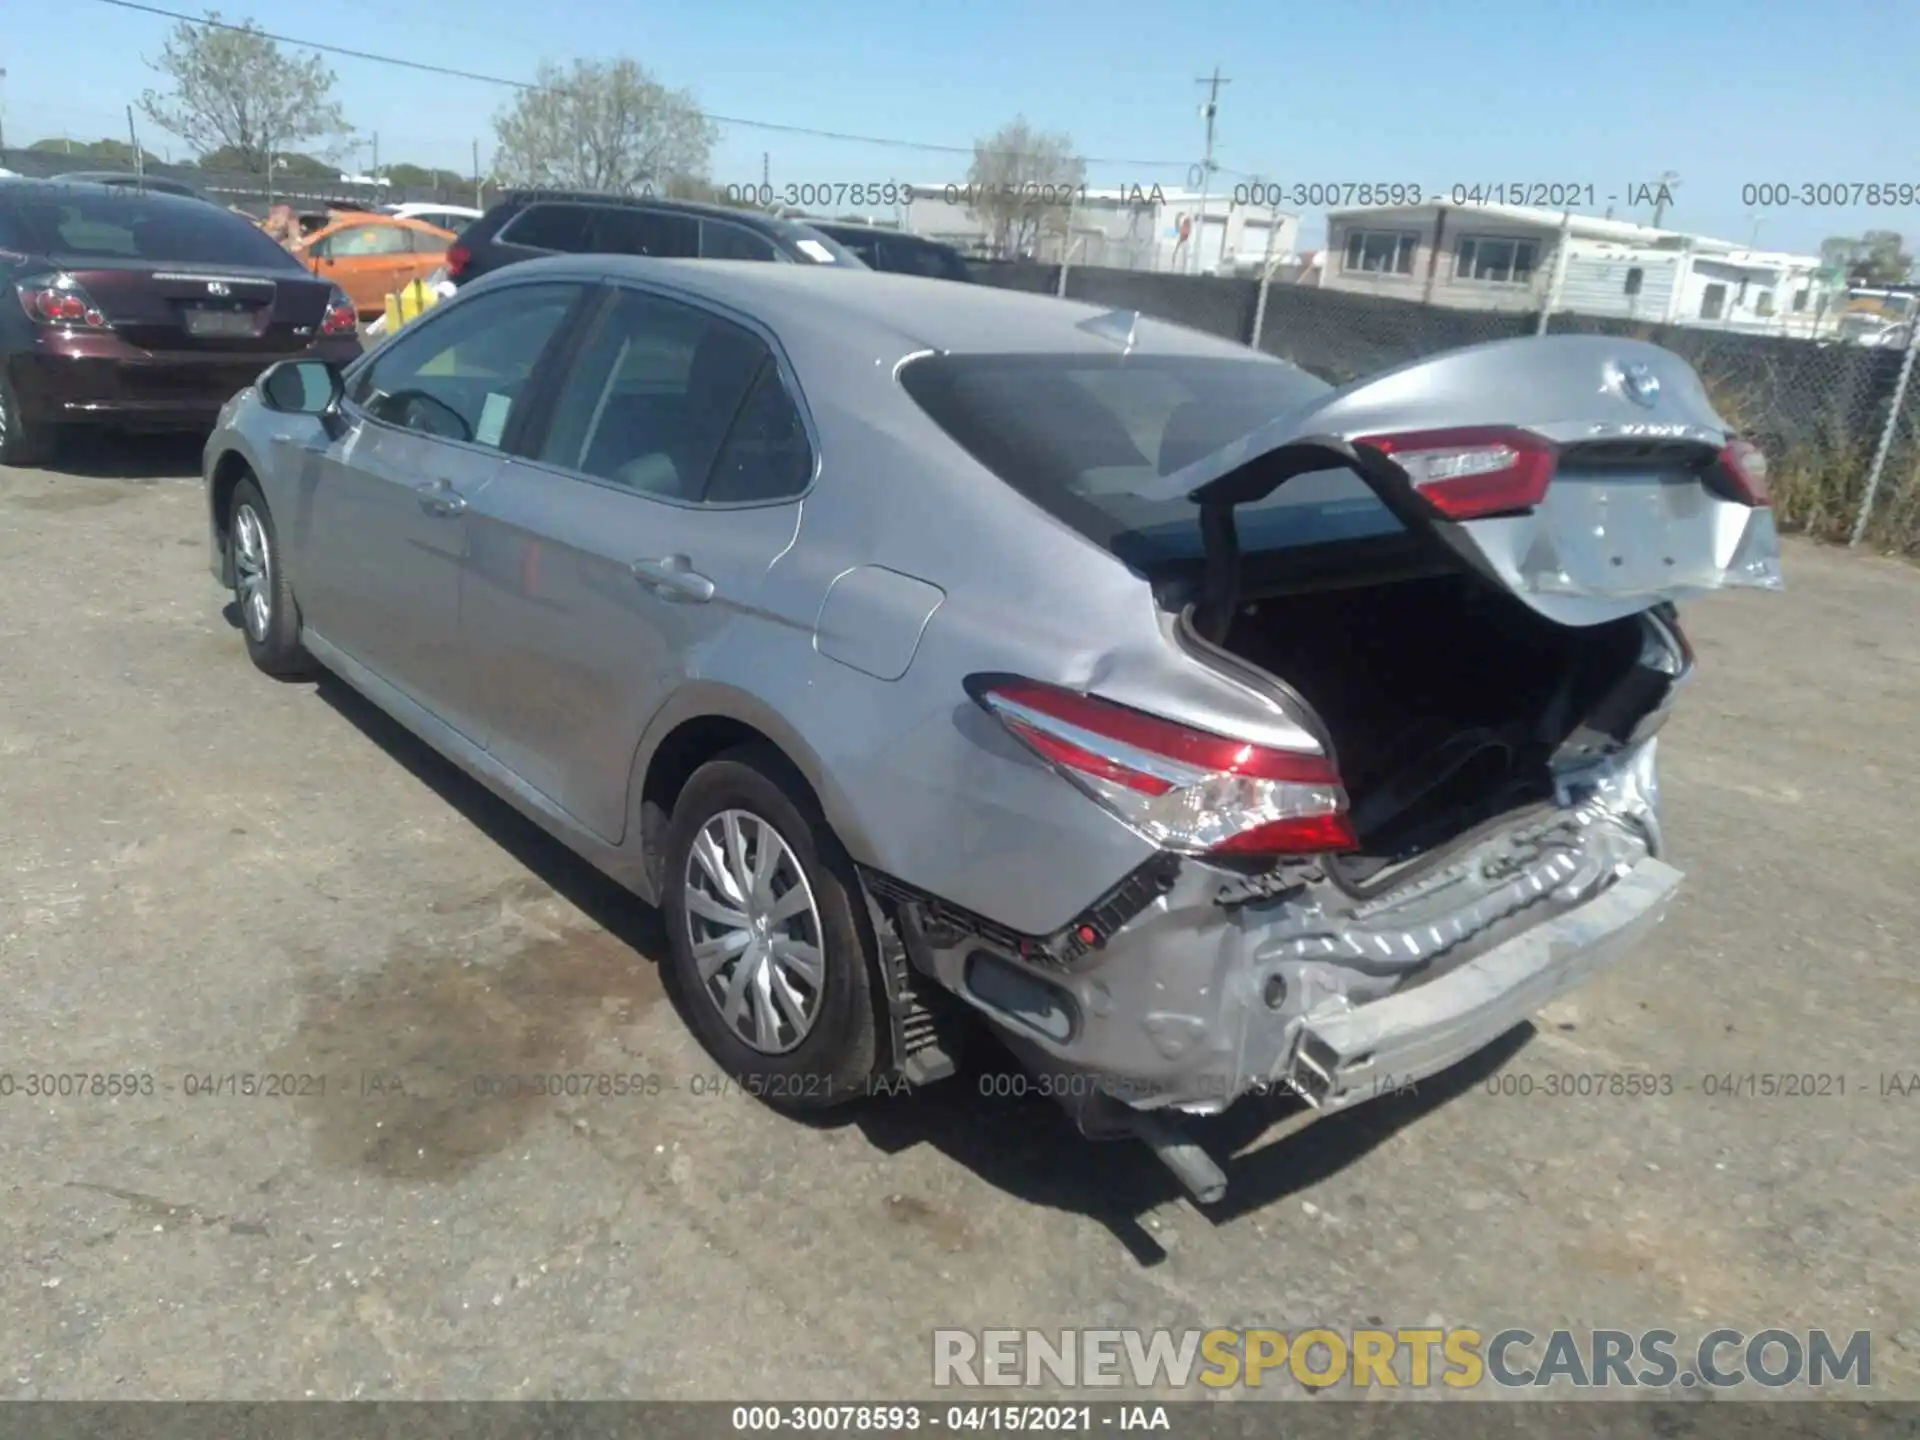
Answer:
661, 746, 882, 1110
228, 477, 312, 678
0, 372, 55, 468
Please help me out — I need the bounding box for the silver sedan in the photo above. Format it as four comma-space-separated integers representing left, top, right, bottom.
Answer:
203, 256, 1781, 1203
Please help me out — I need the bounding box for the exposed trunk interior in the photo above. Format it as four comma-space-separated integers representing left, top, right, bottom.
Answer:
1216, 571, 1664, 866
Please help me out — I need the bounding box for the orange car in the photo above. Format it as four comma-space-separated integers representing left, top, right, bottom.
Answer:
294, 214, 455, 318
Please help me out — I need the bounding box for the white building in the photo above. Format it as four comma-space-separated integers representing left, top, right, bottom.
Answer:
893, 184, 1297, 274
1322, 202, 1842, 335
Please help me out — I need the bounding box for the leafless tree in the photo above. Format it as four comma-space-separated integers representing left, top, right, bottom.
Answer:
965, 117, 1087, 258
138, 12, 349, 177
492, 59, 717, 194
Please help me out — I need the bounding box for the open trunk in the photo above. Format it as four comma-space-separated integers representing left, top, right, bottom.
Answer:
1208, 570, 1673, 865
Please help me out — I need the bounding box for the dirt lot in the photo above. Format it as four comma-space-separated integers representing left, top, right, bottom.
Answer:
2, 436, 1917, 1402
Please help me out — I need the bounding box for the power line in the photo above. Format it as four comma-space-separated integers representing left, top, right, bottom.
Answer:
87, 0, 1242, 172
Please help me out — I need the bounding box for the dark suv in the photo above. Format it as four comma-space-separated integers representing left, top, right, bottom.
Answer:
800, 221, 973, 282
445, 192, 866, 286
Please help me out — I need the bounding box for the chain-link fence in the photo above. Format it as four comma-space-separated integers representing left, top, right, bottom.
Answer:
967, 259, 1920, 555
0, 146, 487, 215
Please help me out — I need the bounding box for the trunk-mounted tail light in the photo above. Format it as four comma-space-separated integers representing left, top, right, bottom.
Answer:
444, 244, 471, 280
320, 288, 358, 337
1354, 425, 1558, 520
16, 273, 109, 330
971, 677, 1357, 858
1716, 438, 1771, 507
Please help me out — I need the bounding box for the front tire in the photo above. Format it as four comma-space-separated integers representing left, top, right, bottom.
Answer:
661, 746, 882, 1109
0, 372, 55, 468
228, 477, 311, 678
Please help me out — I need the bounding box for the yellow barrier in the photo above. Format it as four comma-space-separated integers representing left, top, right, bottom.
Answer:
382, 278, 441, 333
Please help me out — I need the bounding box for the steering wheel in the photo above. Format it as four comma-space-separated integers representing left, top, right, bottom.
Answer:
378, 389, 474, 443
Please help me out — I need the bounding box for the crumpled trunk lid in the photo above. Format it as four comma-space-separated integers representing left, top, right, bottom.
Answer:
1132, 333, 1783, 631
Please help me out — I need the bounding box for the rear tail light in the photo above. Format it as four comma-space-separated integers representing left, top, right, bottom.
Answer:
1355, 425, 1557, 520
972, 677, 1356, 857
320, 288, 358, 337
16, 273, 109, 330
445, 244, 471, 279
1716, 438, 1771, 507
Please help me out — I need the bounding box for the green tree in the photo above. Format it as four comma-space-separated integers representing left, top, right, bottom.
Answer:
491, 58, 717, 193
28, 137, 164, 168
1820, 231, 1914, 286
197, 145, 336, 179
385, 162, 469, 191
138, 12, 349, 177
964, 117, 1086, 258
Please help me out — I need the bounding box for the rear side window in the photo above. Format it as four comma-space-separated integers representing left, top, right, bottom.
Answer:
707, 364, 813, 502
319, 224, 410, 258
0, 190, 301, 268
898, 353, 1392, 564
591, 208, 700, 257
500, 204, 595, 252
537, 288, 789, 501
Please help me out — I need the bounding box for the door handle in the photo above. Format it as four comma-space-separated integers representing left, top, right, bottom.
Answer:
630, 555, 715, 603
415, 479, 467, 518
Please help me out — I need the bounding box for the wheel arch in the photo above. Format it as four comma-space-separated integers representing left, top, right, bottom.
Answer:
627, 682, 878, 903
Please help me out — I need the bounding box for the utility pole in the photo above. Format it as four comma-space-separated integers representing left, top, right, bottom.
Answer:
762, 151, 769, 190
0, 66, 9, 153
472, 137, 481, 207
127, 106, 142, 177
1651, 170, 1680, 229
1191, 67, 1229, 275
371, 130, 379, 183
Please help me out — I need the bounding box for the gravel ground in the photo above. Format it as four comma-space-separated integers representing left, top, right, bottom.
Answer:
2, 436, 1916, 1402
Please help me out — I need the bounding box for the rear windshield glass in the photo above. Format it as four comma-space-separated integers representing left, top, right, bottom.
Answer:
898, 353, 1401, 566
0, 188, 301, 269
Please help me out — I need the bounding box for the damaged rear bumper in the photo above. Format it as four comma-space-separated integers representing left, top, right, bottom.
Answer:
1285, 856, 1680, 1111
911, 743, 1678, 1117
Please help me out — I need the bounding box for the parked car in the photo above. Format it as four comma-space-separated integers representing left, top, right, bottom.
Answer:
380, 201, 483, 234
443, 191, 865, 287
0, 179, 360, 466
293, 213, 454, 318
201, 258, 1781, 1202
50, 170, 211, 203
800, 220, 973, 282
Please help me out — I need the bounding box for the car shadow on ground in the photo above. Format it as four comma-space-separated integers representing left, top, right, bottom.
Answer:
304, 668, 1532, 1263
45, 430, 207, 480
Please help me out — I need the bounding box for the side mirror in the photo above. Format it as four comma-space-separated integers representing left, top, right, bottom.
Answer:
259, 358, 343, 417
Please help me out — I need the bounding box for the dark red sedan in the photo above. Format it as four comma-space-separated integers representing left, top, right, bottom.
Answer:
0, 179, 363, 467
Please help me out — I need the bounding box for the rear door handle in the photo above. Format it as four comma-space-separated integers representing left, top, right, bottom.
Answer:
630, 555, 715, 603
415, 479, 467, 518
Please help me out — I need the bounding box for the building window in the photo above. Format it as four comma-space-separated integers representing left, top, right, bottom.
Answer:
1792, 289, 1810, 312
1624, 267, 1644, 297
1700, 283, 1727, 320
1455, 235, 1539, 284
1342, 230, 1417, 275
1757, 291, 1776, 317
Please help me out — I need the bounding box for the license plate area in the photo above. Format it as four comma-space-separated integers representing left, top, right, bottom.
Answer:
183, 308, 261, 338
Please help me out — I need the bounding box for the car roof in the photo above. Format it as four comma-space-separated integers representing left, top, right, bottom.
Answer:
0, 177, 209, 209
474, 255, 1266, 362
495, 191, 802, 234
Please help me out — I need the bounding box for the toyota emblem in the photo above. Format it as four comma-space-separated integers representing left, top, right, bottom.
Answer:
1602, 359, 1661, 409
206, 281, 230, 297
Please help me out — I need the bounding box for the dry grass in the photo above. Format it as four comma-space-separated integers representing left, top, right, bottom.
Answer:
1703, 370, 1920, 556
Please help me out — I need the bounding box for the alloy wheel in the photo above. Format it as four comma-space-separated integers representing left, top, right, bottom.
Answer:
682, 809, 827, 1055
232, 504, 273, 641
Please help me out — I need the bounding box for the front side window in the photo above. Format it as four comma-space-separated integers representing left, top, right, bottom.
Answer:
536, 288, 778, 500
700, 220, 779, 261
348, 282, 582, 446
324, 225, 412, 258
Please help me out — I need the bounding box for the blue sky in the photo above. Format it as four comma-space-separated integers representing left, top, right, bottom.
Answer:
3, 0, 1915, 256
